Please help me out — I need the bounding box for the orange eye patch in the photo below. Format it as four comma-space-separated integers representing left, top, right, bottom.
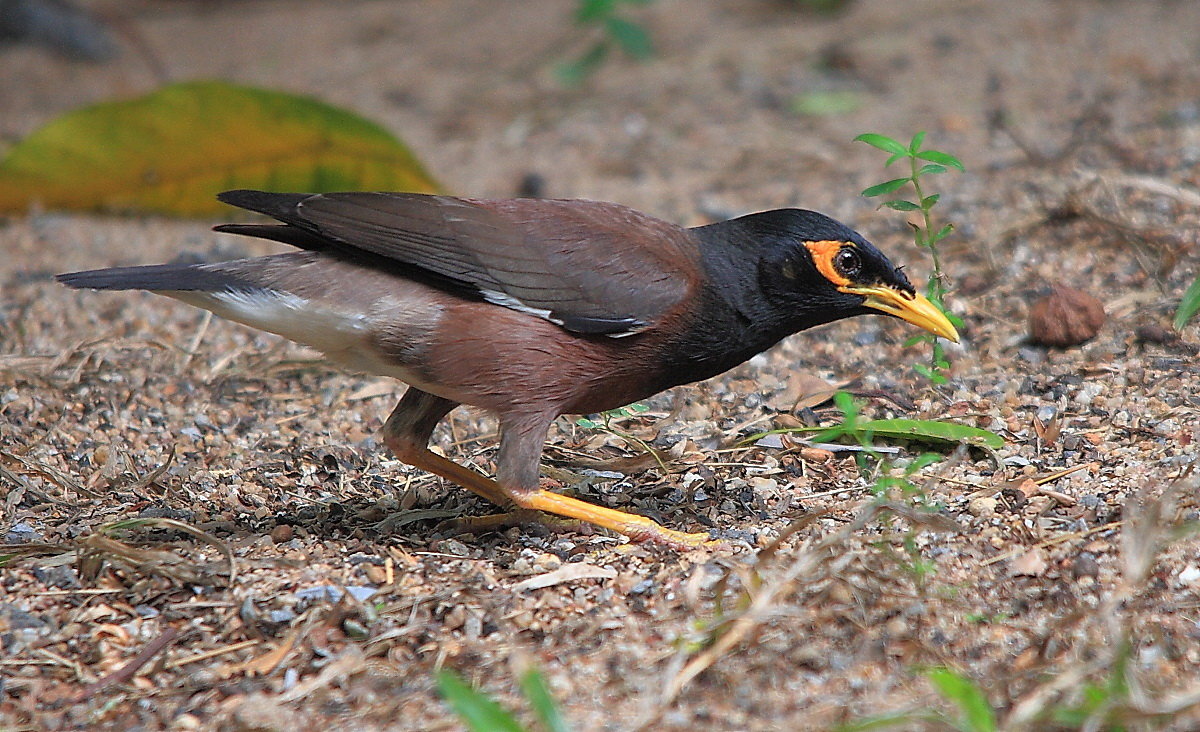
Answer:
803, 240, 852, 288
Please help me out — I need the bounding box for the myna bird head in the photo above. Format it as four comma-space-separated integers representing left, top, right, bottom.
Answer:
733, 208, 959, 342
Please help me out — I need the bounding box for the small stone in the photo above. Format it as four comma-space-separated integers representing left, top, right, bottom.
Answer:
1011, 548, 1049, 576
1179, 566, 1200, 585
4, 522, 40, 544
1028, 283, 1106, 347
295, 585, 342, 604
968, 496, 998, 518
270, 524, 293, 544
32, 565, 79, 589
1071, 553, 1100, 580
363, 564, 388, 584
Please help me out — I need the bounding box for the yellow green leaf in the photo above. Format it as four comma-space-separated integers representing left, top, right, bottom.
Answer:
0, 80, 440, 217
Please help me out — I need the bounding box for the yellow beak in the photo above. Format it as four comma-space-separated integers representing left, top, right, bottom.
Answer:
841, 284, 960, 342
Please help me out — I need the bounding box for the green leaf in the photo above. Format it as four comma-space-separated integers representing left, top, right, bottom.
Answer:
0, 81, 441, 216
906, 452, 943, 474
926, 668, 996, 732
628, 402, 651, 414
903, 334, 929, 348
833, 712, 935, 732
884, 152, 906, 167
881, 200, 921, 211
1173, 273, 1200, 330
575, 0, 616, 23
861, 178, 910, 197
908, 131, 927, 153
605, 16, 653, 59
520, 670, 570, 732
920, 193, 941, 207
928, 222, 953, 244
854, 133, 907, 155
917, 164, 947, 177
436, 670, 526, 732
916, 149, 965, 171
575, 418, 599, 429
856, 419, 1003, 449
790, 90, 863, 116
556, 41, 611, 85
833, 390, 861, 423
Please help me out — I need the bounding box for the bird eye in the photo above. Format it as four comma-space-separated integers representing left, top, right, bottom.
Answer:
835, 247, 862, 277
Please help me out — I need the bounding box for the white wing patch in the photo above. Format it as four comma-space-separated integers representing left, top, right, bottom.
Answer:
480, 289, 565, 326
480, 288, 649, 338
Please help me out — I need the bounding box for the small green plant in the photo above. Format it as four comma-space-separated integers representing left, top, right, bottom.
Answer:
437, 668, 570, 732
814, 392, 948, 585
855, 132, 965, 385
575, 402, 668, 471
557, 0, 655, 85
925, 667, 998, 732
1173, 273, 1200, 330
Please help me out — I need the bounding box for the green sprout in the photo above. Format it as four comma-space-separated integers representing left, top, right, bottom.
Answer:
575, 402, 668, 472
1173, 272, 1200, 330
855, 132, 965, 385
437, 668, 569, 732
557, 0, 656, 85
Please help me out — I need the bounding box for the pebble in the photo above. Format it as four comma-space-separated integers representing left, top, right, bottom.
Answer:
968, 497, 998, 518
4, 522, 40, 544
1071, 554, 1100, 580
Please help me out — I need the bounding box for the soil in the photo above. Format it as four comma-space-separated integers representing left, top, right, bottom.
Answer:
3, 1, 1200, 730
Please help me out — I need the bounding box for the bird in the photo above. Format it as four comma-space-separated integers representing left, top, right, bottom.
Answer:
57, 189, 958, 549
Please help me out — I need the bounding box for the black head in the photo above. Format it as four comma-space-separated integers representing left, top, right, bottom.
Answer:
698, 208, 958, 340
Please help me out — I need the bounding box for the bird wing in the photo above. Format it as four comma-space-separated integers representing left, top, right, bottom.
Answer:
216, 190, 698, 337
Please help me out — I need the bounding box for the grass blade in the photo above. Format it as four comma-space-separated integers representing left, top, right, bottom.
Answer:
1173, 273, 1200, 330
436, 670, 526, 732
926, 668, 996, 732
520, 670, 570, 732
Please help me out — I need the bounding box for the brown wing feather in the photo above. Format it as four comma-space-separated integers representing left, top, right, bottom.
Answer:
270, 192, 699, 336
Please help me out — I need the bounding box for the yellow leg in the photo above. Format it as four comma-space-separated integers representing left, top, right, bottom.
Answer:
383, 391, 721, 550
415, 448, 719, 550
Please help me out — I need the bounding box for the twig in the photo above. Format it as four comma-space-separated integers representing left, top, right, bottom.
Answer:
981, 520, 1123, 567
178, 310, 212, 375
72, 627, 180, 703
163, 639, 259, 670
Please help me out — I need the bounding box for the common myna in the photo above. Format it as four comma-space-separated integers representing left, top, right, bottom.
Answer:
58, 190, 958, 548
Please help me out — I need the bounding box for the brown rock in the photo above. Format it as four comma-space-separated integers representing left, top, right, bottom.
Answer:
270, 524, 293, 544
1028, 283, 1106, 347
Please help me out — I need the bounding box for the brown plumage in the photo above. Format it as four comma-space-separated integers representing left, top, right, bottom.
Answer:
58, 189, 958, 548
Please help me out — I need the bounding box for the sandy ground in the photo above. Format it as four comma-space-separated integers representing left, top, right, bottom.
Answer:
3, 0, 1200, 730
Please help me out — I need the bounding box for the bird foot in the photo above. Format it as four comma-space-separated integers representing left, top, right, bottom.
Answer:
438, 509, 593, 538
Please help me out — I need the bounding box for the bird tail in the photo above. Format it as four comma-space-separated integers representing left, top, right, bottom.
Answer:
56, 263, 244, 292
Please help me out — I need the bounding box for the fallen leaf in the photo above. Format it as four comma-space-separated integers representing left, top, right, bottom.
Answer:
511, 563, 617, 592
0, 81, 441, 216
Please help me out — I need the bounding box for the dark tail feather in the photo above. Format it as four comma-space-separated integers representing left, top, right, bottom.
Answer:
56, 263, 244, 292
212, 223, 330, 252
217, 189, 310, 223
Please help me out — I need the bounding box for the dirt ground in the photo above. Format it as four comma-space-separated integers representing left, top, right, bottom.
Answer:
3, 0, 1200, 730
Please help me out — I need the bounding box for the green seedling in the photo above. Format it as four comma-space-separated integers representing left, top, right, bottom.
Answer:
855, 132, 965, 385
1174, 272, 1200, 330
575, 402, 668, 472
557, 0, 656, 85
437, 668, 570, 732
